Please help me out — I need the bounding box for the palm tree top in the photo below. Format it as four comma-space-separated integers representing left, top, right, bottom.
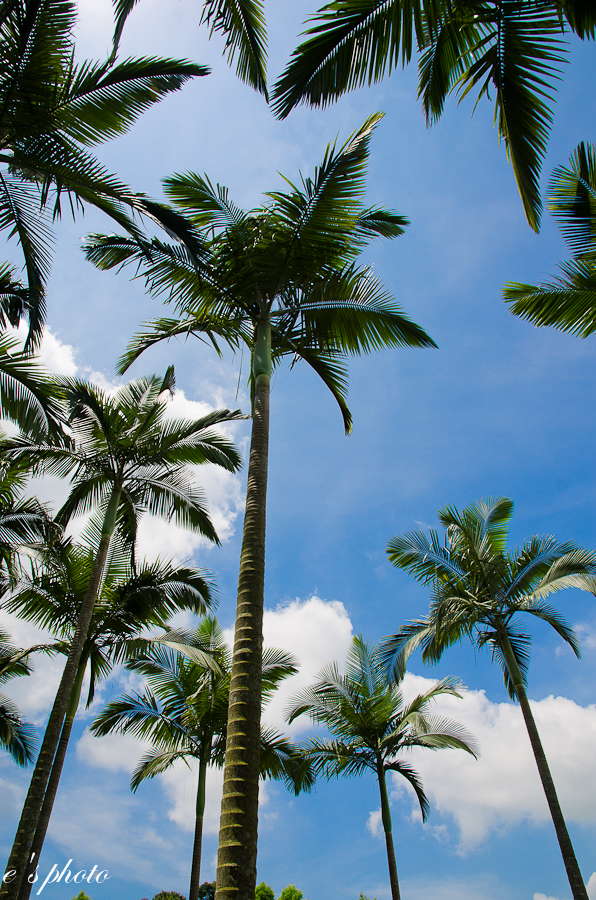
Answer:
383, 496, 596, 696
287, 635, 478, 816
84, 113, 437, 435
1, 368, 245, 548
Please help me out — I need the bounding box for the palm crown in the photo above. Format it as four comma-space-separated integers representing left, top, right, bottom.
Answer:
2, 368, 244, 553
84, 112, 436, 432
383, 496, 596, 698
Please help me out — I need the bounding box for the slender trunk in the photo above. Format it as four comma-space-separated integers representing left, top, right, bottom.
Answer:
377, 763, 401, 900
500, 633, 588, 900
17, 658, 87, 900
189, 756, 208, 900
215, 321, 271, 900
1, 487, 122, 899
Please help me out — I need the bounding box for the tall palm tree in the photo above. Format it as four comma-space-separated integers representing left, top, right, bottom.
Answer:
383, 496, 596, 900
0, 0, 207, 345
504, 141, 596, 334
0, 370, 243, 900
287, 635, 477, 900
5, 534, 215, 900
271, 1, 596, 232
91, 618, 313, 900
110, 0, 267, 98
83, 112, 436, 900
0, 628, 39, 766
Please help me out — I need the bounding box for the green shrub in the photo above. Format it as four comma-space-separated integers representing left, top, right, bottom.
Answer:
151, 892, 186, 900
70, 893, 92, 900
255, 883, 275, 900
278, 886, 303, 900
197, 884, 215, 900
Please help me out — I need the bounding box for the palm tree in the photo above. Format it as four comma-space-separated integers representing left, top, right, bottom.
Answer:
271, 1, 596, 232
0, 629, 39, 766
0, 0, 207, 346
90, 618, 313, 900
83, 112, 436, 900
287, 635, 478, 900
383, 496, 596, 900
5, 534, 215, 900
109, 0, 267, 98
0, 370, 243, 900
504, 141, 596, 334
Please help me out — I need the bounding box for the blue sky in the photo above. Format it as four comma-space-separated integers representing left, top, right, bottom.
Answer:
1, 2, 596, 900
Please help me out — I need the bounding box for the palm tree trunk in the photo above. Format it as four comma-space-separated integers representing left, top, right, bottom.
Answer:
17, 658, 87, 900
500, 634, 588, 900
377, 763, 401, 900
189, 757, 208, 900
215, 321, 271, 900
1, 487, 122, 900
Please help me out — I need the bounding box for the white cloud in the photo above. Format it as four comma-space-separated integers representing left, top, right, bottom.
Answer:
77, 729, 149, 775
38, 328, 78, 377
387, 674, 596, 850
258, 595, 354, 737
574, 623, 596, 652
366, 808, 382, 838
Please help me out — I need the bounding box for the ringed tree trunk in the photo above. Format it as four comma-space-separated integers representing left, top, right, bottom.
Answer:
500, 632, 588, 900
17, 657, 88, 900
215, 320, 271, 900
1, 486, 122, 899
189, 752, 209, 900
377, 761, 401, 900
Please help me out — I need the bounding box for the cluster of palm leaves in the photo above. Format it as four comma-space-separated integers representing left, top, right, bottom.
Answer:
1, 2, 595, 900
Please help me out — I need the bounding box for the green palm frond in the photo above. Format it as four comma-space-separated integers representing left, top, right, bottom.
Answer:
0, 331, 66, 439
131, 746, 192, 791
200, 0, 268, 96
0, 0, 206, 342
271, 0, 437, 119
57, 57, 208, 146
111, 0, 267, 95
383, 758, 430, 820
504, 258, 596, 336
271, 0, 587, 231
547, 141, 596, 257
